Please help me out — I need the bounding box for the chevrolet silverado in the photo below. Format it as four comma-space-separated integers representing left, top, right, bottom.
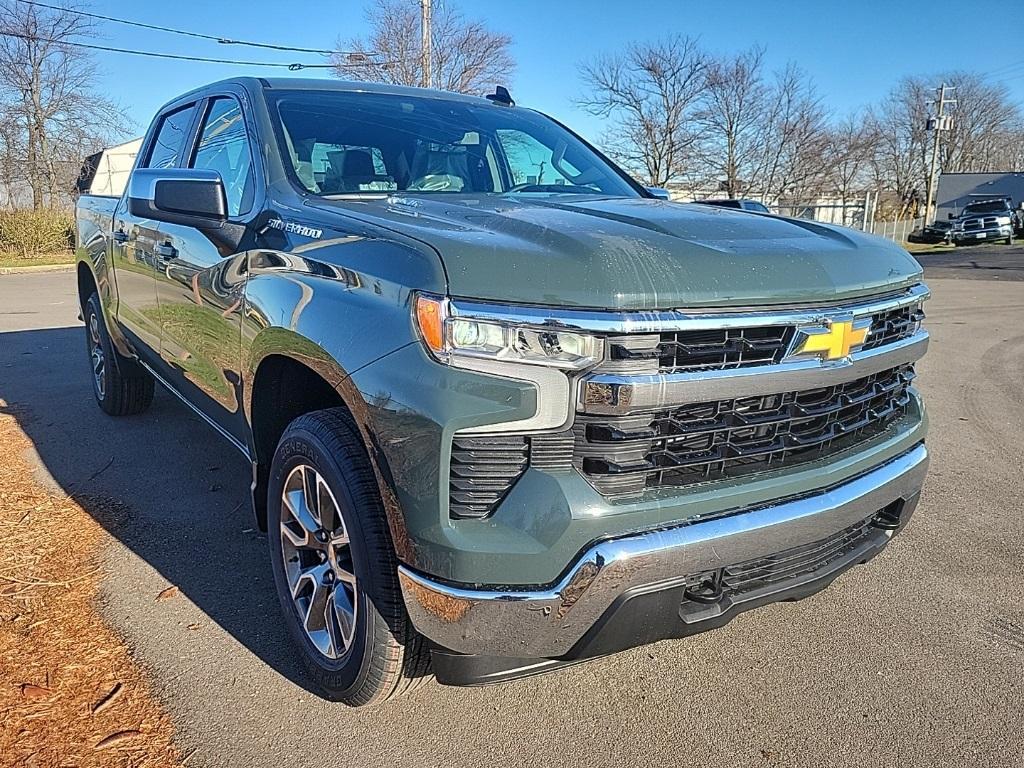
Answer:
75, 78, 930, 706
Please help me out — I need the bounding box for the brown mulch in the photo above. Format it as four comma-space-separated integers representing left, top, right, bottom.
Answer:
0, 405, 181, 767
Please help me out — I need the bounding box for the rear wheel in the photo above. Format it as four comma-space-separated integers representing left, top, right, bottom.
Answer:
84, 292, 154, 416
267, 408, 431, 706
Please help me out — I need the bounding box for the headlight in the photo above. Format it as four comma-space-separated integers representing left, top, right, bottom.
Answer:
415, 294, 601, 370
997, 216, 1011, 225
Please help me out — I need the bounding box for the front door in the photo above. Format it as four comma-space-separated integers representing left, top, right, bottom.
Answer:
112, 102, 198, 359
152, 95, 257, 446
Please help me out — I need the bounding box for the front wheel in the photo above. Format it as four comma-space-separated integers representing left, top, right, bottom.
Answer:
267, 408, 431, 706
84, 292, 154, 416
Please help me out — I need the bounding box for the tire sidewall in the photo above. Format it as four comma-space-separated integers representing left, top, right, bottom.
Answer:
267, 425, 378, 698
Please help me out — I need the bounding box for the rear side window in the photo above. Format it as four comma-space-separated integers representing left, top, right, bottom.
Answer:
144, 104, 197, 169
190, 97, 255, 216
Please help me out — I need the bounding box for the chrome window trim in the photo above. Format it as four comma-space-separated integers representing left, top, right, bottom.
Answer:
579, 330, 929, 415
448, 283, 929, 335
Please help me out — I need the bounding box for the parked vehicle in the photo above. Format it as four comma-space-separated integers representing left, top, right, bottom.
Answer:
696, 197, 771, 212
951, 197, 1017, 245
75, 78, 930, 706
907, 220, 952, 245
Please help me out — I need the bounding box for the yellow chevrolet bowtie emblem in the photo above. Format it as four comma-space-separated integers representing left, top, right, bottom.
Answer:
797, 320, 870, 360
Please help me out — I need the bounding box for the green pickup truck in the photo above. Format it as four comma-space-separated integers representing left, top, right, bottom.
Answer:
75, 78, 929, 706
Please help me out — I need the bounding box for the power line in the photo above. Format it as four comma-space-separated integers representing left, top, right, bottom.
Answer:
0, 29, 397, 70
14, 0, 374, 58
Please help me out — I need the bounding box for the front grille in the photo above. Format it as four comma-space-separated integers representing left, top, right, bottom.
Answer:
449, 436, 528, 518
575, 365, 915, 496
962, 216, 999, 231
606, 326, 794, 374
863, 303, 925, 350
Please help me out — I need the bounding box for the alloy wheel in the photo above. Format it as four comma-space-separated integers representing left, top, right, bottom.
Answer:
88, 313, 106, 399
280, 463, 358, 660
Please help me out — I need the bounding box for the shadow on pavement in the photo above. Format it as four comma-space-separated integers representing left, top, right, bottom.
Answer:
0, 324, 315, 693
917, 243, 1024, 281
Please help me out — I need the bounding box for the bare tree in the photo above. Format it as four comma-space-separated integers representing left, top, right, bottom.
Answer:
866, 77, 932, 219
0, 0, 129, 209
695, 46, 770, 198
332, 0, 514, 95
939, 73, 1021, 173
825, 115, 877, 224
577, 36, 707, 187
754, 64, 831, 205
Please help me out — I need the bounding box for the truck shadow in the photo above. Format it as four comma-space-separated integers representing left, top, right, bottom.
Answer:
0, 325, 316, 693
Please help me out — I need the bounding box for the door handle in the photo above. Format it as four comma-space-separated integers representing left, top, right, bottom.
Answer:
155, 242, 177, 261
112, 230, 129, 243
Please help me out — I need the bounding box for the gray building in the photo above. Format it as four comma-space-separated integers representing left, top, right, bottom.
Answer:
935, 172, 1024, 221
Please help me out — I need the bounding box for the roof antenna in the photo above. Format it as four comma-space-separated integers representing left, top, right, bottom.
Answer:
485, 85, 515, 107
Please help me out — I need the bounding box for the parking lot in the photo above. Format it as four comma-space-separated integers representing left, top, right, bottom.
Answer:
1, 250, 1022, 767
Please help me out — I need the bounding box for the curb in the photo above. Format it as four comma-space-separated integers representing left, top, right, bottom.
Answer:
0, 263, 75, 275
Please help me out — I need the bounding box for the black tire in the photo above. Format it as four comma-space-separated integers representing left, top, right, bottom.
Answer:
84, 292, 154, 416
267, 408, 431, 706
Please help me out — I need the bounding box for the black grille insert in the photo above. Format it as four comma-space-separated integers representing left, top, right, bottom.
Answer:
576, 365, 915, 496
863, 303, 924, 350
607, 325, 794, 374
449, 435, 528, 518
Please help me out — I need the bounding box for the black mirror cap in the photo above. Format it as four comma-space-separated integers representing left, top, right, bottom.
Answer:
127, 168, 228, 229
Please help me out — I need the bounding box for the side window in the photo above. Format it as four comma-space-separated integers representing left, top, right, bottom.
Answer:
144, 104, 197, 169
496, 129, 583, 189
190, 97, 255, 217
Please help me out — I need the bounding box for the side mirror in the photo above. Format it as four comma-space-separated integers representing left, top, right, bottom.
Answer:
128, 168, 227, 229
646, 187, 671, 200
947, 213, 955, 220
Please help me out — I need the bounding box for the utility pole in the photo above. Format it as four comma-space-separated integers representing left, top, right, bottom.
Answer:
924, 83, 955, 224
420, 0, 432, 89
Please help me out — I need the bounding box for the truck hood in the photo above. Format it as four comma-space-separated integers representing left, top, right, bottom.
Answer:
309, 195, 923, 310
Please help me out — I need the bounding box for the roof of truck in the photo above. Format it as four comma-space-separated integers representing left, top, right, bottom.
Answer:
192, 76, 498, 106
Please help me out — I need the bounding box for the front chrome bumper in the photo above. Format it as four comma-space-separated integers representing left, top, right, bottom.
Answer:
399, 443, 929, 659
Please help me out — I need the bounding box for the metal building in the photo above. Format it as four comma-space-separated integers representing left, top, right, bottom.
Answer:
935, 172, 1024, 221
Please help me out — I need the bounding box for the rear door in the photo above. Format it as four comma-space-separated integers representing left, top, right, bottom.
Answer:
151, 91, 259, 446
112, 102, 198, 358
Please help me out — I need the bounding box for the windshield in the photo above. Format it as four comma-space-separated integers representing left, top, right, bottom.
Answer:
268, 90, 640, 198
963, 201, 1009, 214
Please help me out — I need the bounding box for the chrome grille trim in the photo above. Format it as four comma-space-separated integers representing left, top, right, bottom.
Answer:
448, 284, 929, 335
580, 331, 928, 416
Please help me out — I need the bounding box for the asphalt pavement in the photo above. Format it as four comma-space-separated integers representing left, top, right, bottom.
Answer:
1, 261, 1022, 768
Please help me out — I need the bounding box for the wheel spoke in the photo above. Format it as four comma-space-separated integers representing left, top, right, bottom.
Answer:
301, 465, 322, 527
331, 587, 357, 652
282, 487, 321, 548
315, 475, 337, 531
334, 564, 357, 587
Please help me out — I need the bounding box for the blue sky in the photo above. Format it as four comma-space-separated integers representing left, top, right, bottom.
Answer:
87, 0, 1024, 142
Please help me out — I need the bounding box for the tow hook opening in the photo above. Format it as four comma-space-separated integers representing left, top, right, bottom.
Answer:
683, 569, 725, 604
871, 499, 905, 530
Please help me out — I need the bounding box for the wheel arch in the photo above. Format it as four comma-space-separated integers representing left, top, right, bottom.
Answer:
244, 335, 413, 564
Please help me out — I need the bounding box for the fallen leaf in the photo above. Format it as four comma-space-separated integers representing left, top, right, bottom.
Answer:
156, 586, 179, 602
186, 623, 200, 631
20, 683, 51, 700
94, 730, 142, 750
91, 682, 123, 714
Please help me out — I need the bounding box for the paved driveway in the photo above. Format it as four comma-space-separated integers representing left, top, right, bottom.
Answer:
1, 270, 1022, 767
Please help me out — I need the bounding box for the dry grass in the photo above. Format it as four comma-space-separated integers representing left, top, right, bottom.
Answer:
0, 405, 181, 767
0, 209, 74, 260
